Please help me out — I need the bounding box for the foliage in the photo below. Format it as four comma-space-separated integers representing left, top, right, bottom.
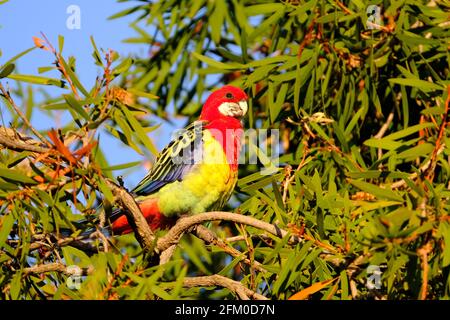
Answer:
0, 0, 449, 300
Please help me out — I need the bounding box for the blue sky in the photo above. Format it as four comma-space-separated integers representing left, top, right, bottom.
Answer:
0, 0, 146, 86
0, 0, 173, 188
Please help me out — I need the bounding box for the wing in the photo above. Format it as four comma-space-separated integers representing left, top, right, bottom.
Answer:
131, 120, 207, 196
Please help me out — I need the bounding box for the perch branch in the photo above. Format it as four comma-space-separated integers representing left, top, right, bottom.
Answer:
157, 211, 300, 253
159, 244, 177, 265
105, 179, 155, 254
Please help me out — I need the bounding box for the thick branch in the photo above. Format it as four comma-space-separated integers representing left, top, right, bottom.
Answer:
105, 179, 155, 254
157, 211, 300, 253
181, 275, 268, 300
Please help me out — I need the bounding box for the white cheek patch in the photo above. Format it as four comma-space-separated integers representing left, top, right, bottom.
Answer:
218, 102, 237, 117
218, 101, 248, 117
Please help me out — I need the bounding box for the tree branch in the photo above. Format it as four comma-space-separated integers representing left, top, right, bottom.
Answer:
105, 179, 156, 254
0, 127, 50, 153
157, 211, 301, 253
23, 262, 93, 276
181, 275, 268, 300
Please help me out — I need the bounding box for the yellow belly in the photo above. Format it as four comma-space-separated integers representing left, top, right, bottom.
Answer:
153, 130, 237, 217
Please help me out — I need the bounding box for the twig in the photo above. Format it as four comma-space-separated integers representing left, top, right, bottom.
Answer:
0, 84, 50, 145
0, 127, 49, 153
226, 234, 272, 242
23, 262, 92, 276
297, 18, 316, 60
417, 241, 432, 300
282, 143, 310, 204
374, 110, 395, 139
426, 85, 450, 180
334, 0, 353, 15
194, 225, 266, 273
157, 212, 300, 253
181, 275, 268, 300
102, 254, 129, 299
239, 224, 256, 290
25, 234, 99, 255
375, 109, 395, 161
40, 32, 80, 99
390, 143, 445, 189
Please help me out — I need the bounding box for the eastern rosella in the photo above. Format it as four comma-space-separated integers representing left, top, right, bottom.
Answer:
110, 85, 248, 234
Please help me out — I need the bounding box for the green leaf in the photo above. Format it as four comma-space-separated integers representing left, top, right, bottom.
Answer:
0, 168, 37, 184
383, 123, 434, 141
10, 271, 22, 299
272, 252, 299, 295
58, 35, 65, 53
365, 123, 435, 150
249, 7, 285, 41
112, 57, 133, 76
101, 161, 141, 171
7, 74, 66, 87
191, 52, 243, 70
0, 63, 15, 78
63, 94, 90, 121
38, 66, 55, 74
127, 88, 159, 100
59, 56, 89, 96
364, 138, 403, 150
209, 0, 226, 45
389, 78, 444, 92
340, 270, 349, 300
350, 179, 403, 202
396, 143, 434, 160
2, 46, 35, 67
269, 82, 288, 122
90, 36, 102, 65
119, 104, 158, 155
0, 214, 15, 249
244, 3, 285, 16
439, 222, 450, 267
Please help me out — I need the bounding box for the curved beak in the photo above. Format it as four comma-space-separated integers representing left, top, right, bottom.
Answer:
237, 100, 248, 118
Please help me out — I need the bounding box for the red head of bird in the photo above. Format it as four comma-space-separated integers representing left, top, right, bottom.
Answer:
199, 86, 248, 169
200, 85, 248, 124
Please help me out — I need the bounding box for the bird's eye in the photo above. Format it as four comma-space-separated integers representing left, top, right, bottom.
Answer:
225, 92, 234, 99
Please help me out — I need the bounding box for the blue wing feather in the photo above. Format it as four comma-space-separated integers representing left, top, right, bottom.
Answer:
131, 120, 206, 196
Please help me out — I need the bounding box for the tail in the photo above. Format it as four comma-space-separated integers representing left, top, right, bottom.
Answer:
60, 199, 175, 237
59, 224, 107, 238
111, 198, 176, 235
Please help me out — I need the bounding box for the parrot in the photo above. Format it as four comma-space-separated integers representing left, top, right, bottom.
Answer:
109, 85, 248, 234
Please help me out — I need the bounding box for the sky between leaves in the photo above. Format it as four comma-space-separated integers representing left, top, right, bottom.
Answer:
0, 0, 180, 188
